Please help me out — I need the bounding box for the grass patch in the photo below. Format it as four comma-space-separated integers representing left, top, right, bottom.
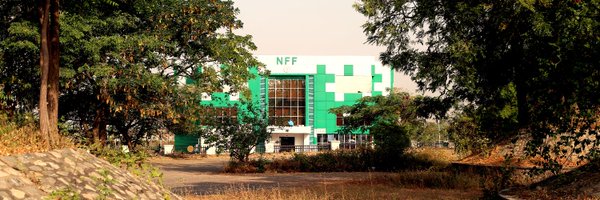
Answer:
184, 172, 482, 200
0, 123, 75, 156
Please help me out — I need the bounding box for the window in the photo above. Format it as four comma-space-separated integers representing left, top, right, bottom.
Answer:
200, 107, 238, 125
336, 113, 351, 126
336, 114, 345, 126
268, 78, 305, 126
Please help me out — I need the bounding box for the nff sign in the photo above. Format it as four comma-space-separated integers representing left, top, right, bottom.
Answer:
276, 57, 298, 65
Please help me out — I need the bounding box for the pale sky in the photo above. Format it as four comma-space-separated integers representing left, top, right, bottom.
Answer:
232, 0, 429, 96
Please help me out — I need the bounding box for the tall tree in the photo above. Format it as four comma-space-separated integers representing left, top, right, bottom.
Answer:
38, 0, 51, 147
48, 0, 60, 144
355, 0, 600, 166
1, 0, 263, 149
36, 0, 60, 148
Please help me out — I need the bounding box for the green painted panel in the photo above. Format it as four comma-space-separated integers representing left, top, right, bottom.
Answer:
372, 91, 383, 96
324, 74, 335, 82
390, 68, 395, 90
372, 74, 382, 82
324, 93, 335, 101
344, 93, 363, 102
174, 135, 198, 152
317, 65, 326, 74
344, 65, 353, 76
314, 92, 327, 102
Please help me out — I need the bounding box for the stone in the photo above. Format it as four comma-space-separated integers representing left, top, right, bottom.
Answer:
8, 177, 23, 186
0, 157, 18, 167
0, 191, 9, 198
57, 177, 69, 185
84, 184, 94, 191
0, 178, 9, 189
64, 157, 75, 166
32, 160, 46, 166
125, 189, 136, 198
57, 171, 69, 176
47, 162, 60, 169
28, 165, 43, 172
10, 188, 25, 199
4, 167, 21, 176
41, 177, 56, 185
82, 192, 97, 199
49, 151, 63, 158
0, 170, 8, 177
20, 186, 44, 197
33, 152, 46, 158
89, 171, 101, 179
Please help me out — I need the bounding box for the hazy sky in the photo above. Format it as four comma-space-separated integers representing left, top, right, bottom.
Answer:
232, 0, 428, 95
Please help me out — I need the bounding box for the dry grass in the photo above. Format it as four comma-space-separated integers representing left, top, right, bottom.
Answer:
184, 181, 482, 200
183, 171, 483, 200
0, 123, 75, 156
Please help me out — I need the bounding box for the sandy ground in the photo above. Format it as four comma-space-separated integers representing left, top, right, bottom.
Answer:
150, 156, 379, 196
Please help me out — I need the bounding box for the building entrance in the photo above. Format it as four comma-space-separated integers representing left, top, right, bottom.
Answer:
280, 137, 295, 152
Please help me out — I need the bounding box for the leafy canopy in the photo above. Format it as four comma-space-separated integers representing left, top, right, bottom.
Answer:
355, 0, 600, 167
0, 0, 263, 148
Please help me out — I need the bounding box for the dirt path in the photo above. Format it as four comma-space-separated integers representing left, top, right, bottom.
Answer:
150, 156, 378, 195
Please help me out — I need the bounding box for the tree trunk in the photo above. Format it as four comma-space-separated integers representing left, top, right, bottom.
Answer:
47, 0, 60, 147
92, 106, 107, 145
516, 78, 529, 128
38, 0, 51, 149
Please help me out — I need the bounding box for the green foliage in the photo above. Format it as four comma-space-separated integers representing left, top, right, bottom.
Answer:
91, 169, 115, 200
0, 0, 263, 148
331, 91, 422, 156
447, 113, 489, 155
226, 148, 445, 173
45, 187, 81, 200
414, 121, 448, 145
201, 99, 272, 162
355, 0, 600, 170
90, 146, 164, 187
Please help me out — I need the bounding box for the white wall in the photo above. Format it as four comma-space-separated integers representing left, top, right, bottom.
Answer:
267, 133, 309, 146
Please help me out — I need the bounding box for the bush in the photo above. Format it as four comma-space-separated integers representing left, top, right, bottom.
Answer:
90, 146, 164, 186
225, 147, 448, 173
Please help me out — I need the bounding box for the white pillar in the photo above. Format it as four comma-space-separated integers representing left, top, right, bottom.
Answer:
265, 143, 274, 153
330, 140, 340, 151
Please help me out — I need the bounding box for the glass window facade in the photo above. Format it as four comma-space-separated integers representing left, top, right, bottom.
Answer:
200, 107, 238, 125
268, 78, 305, 126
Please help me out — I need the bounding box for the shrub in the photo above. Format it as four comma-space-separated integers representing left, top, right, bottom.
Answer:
225, 147, 451, 173
90, 146, 164, 186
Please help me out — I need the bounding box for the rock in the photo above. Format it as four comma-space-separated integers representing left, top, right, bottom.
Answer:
47, 162, 59, 169
0, 178, 9, 189
32, 160, 46, 167
0, 171, 8, 178
9, 188, 25, 199
19, 186, 44, 197
4, 168, 21, 176
41, 177, 56, 185
0, 191, 9, 198
63, 157, 75, 166
0, 157, 18, 167
49, 151, 62, 158
29, 165, 43, 172
82, 192, 97, 199
0, 149, 180, 200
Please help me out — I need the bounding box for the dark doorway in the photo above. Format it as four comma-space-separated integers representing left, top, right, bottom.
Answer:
280, 137, 295, 152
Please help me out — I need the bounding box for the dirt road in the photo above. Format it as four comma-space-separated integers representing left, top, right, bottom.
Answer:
150, 156, 376, 195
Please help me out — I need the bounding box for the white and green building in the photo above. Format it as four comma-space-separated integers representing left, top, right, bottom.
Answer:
174, 55, 394, 153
